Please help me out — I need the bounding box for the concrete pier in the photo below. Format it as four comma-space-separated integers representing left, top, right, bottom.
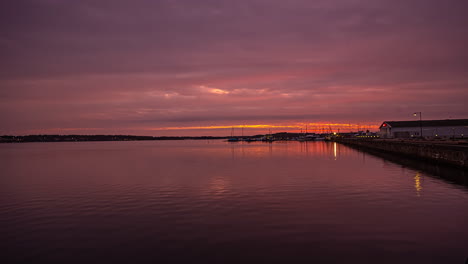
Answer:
337, 139, 468, 169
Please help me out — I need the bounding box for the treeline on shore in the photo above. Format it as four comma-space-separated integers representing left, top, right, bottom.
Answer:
0, 132, 327, 143
0, 135, 229, 143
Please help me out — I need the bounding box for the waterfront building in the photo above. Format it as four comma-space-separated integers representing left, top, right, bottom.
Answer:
379, 119, 468, 139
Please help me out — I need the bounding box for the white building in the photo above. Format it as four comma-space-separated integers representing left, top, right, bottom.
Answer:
379, 119, 468, 139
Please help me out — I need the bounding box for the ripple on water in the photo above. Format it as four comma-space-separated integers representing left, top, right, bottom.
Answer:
1, 141, 468, 263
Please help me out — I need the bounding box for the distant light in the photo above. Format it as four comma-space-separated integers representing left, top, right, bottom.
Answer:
382, 123, 387, 127
413, 113, 417, 116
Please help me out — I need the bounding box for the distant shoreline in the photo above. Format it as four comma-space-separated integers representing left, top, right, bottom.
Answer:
0, 135, 231, 143
0, 132, 323, 143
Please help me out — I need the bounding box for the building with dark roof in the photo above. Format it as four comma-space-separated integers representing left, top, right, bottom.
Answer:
379, 119, 468, 138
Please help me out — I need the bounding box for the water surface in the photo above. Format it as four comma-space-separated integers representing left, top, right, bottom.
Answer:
1, 140, 467, 263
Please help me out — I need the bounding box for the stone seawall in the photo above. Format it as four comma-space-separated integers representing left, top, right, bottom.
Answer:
337, 139, 468, 169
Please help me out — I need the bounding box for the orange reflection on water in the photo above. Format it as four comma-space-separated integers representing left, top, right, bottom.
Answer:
223, 141, 346, 160
414, 172, 422, 196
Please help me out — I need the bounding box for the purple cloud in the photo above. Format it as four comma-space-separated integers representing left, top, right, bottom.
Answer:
1, 0, 467, 135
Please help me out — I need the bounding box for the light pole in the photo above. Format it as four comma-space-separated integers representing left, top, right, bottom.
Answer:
413, 112, 422, 138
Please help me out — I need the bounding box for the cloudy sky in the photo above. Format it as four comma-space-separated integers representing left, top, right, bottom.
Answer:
1, 0, 467, 136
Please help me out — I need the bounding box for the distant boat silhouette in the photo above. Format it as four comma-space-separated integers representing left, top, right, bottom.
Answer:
227, 127, 239, 142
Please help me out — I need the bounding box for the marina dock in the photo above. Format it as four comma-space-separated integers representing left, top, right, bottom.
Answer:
337, 138, 468, 169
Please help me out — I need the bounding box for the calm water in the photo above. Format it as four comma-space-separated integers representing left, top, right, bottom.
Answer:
1, 140, 467, 263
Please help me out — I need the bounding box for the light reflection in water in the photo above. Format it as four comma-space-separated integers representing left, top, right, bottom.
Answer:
224, 141, 350, 160
226, 141, 342, 159
208, 177, 229, 198
414, 172, 422, 196
333, 142, 337, 160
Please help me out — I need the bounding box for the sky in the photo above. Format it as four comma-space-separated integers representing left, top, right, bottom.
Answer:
1, 0, 467, 136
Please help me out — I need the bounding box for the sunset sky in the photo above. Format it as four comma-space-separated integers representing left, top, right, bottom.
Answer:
1, 0, 467, 136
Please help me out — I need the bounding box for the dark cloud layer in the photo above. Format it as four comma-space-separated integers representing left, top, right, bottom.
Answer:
1, 0, 467, 135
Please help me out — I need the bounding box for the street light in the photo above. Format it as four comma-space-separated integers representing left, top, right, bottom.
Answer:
413, 112, 422, 138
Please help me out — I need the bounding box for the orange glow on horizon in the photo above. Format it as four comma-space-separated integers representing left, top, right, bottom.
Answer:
20, 122, 379, 136
146, 122, 379, 133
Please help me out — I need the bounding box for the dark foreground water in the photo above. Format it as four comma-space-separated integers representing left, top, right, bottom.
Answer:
1, 140, 467, 263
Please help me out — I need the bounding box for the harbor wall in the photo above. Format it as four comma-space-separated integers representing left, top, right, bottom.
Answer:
337, 139, 468, 169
